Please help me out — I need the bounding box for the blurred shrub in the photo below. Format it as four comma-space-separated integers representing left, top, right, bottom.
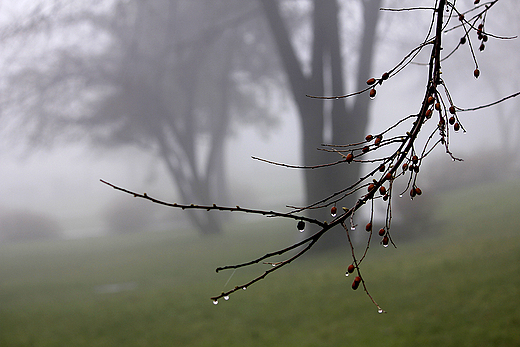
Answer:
425, 149, 518, 193
103, 198, 156, 235
0, 210, 63, 243
389, 149, 518, 243
389, 190, 439, 243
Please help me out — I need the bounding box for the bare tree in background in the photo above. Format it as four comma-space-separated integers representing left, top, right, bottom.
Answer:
260, 0, 382, 249
102, 0, 519, 311
0, 0, 283, 235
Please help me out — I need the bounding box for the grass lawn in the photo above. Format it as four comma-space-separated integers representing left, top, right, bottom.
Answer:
1, 179, 519, 346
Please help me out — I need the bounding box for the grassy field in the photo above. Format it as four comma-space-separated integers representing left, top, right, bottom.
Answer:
1, 179, 519, 346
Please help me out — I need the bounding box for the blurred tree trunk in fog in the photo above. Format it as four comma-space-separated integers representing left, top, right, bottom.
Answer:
1, 0, 381, 239
1, 0, 283, 236
84, 1, 238, 235
260, 0, 381, 250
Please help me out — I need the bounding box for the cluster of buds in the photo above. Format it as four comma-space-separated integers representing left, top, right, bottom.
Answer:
366, 72, 390, 100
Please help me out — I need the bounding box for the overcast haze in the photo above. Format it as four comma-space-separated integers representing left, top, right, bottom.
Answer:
0, 0, 518, 239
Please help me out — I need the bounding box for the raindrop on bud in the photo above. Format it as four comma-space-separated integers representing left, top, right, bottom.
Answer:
213, 300, 218, 305
224, 296, 229, 301
378, 308, 384, 314
242, 287, 247, 290
331, 206, 337, 217
297, 220, 305, 232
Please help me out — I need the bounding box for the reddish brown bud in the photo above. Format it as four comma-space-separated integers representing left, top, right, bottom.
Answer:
365, 134, 373, 141
385, 172, 393, 180
460, 36, 467, 45
474, 68, 480, 78
382, 236, 389, 247
435, 102, 441, 111
449, 116, 456, 125
479, 43, 485, 51
346, 153, 354, 163
374, 135, 382, 146
365, 222, 372, 232
362, 146, 370, 153
379, 186, 387, 195
369, 88, 377, 99
383, 194, 389, 201
378, 228, 385, 236
425, 109, 432, 118
427, 96, 435, 105
330, 206, 337, 217
454, 122, 460, 131
415, 187, 422, 195
382, 72, 389, 80
368, 183, 375, 192
458, 14, 465, 22
366, 77, 376, 85
347, 264, 355, 273
352, 276, 361, 290
474, 0, 480, 4
410, 188, 417, 198
412, 155, 419, 164
402, 163, 409, 171
378, 164, 385, 172
449, 106, 456, 114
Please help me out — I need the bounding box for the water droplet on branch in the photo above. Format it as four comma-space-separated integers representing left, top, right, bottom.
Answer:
297, 220, 305, 232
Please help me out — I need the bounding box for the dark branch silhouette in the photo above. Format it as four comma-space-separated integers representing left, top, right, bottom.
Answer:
101, 0, 519, 312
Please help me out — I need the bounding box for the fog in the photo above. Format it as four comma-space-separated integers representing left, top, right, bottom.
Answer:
0, 112, 304, 238
1, 1, 520, 345
0, 0, 518, 240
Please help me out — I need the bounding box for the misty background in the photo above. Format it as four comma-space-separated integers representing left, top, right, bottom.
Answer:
0, 0, 518, 242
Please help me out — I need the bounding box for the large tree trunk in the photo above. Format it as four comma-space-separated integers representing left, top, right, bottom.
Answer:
260, 0, 381, 250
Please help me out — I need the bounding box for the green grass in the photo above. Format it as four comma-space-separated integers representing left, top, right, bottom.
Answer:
1, 179, 520, 346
